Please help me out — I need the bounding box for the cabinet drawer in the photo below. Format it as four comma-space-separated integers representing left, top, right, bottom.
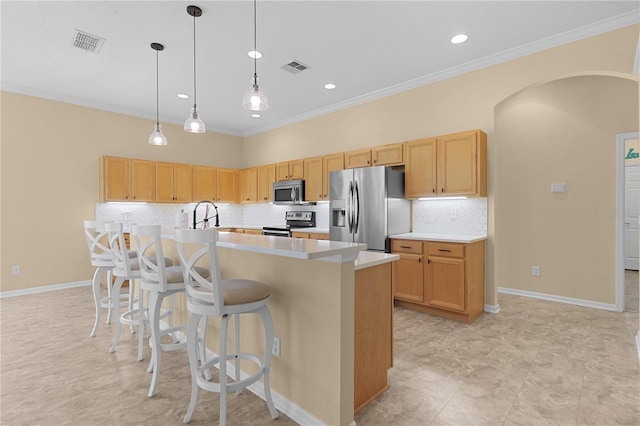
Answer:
427, 242, 464, 258
391, 239, 423, 254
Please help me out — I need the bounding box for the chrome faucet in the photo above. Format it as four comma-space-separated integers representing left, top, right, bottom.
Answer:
192, 200, 220, 229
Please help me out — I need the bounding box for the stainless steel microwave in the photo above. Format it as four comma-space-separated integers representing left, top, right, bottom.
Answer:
273, 179, 306, 205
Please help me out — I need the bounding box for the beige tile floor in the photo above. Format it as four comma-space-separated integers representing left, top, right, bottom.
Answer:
1, 273, 638, 425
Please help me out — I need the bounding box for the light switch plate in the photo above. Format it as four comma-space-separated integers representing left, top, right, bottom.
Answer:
551, 183, 567, 193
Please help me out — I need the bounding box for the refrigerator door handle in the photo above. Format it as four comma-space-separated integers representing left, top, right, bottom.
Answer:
347, 181, 353, 233
354, 181, 360, 234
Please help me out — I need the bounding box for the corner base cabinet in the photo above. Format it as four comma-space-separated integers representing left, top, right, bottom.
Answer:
392, 238, 485, 322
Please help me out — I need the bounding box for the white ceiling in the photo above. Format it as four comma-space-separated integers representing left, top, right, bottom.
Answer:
2, 1, 638, 137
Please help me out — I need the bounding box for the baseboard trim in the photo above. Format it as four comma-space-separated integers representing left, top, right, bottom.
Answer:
167, 326, 326, 426
498, 287, 617, 311
484, 304, 501, 314
0, 280, 91, 299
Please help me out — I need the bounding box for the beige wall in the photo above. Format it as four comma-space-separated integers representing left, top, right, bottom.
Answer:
242, 24, 639, 306
0, 92, 242, 291
1, 24, 638, 300
495, 75, 638, 303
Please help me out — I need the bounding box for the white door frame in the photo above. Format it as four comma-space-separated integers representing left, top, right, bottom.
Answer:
616, 131, 640, 312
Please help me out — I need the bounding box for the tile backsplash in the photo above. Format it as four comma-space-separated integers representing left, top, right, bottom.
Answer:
96, 198, 487, 235
412, 198, 487, 236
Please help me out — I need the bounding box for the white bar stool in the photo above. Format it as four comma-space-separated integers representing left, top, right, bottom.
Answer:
176, 228, 279, 426
84, 220, 120, 337
132, 224, 210, 397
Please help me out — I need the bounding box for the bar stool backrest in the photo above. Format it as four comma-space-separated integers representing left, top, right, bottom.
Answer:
175, 228, 223, 316
84, 220, 114, 268
131, 224, 169, 293
105, 222, 134, 277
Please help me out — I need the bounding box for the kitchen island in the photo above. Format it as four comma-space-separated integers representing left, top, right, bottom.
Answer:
158, 231, 397, 425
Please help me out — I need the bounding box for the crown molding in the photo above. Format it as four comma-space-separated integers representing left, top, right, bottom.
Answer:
241, 10, 640, 137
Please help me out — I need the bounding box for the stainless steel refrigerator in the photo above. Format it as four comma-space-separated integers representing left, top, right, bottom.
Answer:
329, 166, 410, 252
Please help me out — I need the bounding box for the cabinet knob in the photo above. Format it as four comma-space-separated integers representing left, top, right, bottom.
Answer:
418, 257, 422, 263
373, 159, 377, 164
432, 188, 435, 193
441, 188, 444, 193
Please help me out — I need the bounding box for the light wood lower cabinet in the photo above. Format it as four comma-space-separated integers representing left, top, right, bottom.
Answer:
392, 238, 485, 322
354, 262, 393, 412
291, 231, 329, 240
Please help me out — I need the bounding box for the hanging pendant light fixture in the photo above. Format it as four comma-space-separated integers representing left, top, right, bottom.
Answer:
148, 43, 167, 146
184, 5, 205, 133
242, 0, 268, 111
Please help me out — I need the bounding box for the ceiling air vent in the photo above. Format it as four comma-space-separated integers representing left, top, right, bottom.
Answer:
72, 30, 105, 54
281, 60, 310, 74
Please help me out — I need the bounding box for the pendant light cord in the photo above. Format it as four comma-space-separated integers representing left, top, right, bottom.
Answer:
253, 0, 258, 84
192, 12, 197, 108
155, 49, 160, 126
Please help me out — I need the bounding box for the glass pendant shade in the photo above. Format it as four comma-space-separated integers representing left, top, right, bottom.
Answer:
242, 79, 269, 111
149, 123, 167, 146
184, 105, 206, 133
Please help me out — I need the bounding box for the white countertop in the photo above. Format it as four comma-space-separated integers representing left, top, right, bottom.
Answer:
390, 233, 487, 243
164, 230, 365, 262
354, 251, 399, 270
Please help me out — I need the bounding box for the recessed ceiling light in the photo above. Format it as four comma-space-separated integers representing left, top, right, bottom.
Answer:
251, 113, 261, 118
324, 83, 336, 90
177, 93, 189, 99
248, 50, 262, 59
451, 34, 468, 44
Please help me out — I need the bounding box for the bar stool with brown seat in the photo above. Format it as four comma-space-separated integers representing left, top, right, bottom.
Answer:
175, 228, 279, 426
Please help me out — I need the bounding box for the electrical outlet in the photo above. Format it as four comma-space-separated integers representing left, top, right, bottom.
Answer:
272, 336, 281, 357
12, 265, 21, 275
532, 266, 540, 276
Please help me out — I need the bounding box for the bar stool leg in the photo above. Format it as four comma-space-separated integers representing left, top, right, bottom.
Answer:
148, 290, 164, 397
234, 314, 242, 395
106, 269, 113, 324
137, 283, 145, 361
109, 277, 126, 353
258, 306, 279, 420
219, 314, 230, 426
183, 313, 203, 424
90, 266, 104, 337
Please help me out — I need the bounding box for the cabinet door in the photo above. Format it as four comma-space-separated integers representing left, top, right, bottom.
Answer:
289, 160, 304, 180
304, 157, 323, 202
437, 131, 477, 196
345, 149, 372, 169
392, 253, 424, 302
155, 162, 174, 202
291, 231, 309, 239
193, 166, 217, 201
426, 256, 466, 312
276, 162, 290, 181
239, 167, 257, 203
405, 138, 437, 198
101, 156, 130, 201
216, 168, 237, 203
373, 143, 404, 166
173, 163, 193, 202
131, 159, 156, 201
257, 164, 276, 202
323, 153, 344, 200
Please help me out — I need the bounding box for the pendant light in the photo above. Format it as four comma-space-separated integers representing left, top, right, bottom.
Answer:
242, 0, 268, 111
184, 5, 205, 133
148, 43, 167, 146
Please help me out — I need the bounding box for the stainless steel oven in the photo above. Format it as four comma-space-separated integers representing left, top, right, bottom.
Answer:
262, 211, 316, 237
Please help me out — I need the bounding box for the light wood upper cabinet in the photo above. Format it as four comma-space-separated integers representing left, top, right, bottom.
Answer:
156, 162, 193, 203
100, 156, 130, 201
372, 143, 404, 166
257, 164, 276, 203
276, 160, 304, 181
239, 167, 258, 203
322, 153, 344, 200
100, 156, 156, 202
193, 165, 217, 202
405, 130, 487, 198
345, 149, 372, 169
405, 138, 437, 198
216, 168, 237, 203
304, 156, 324, 202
